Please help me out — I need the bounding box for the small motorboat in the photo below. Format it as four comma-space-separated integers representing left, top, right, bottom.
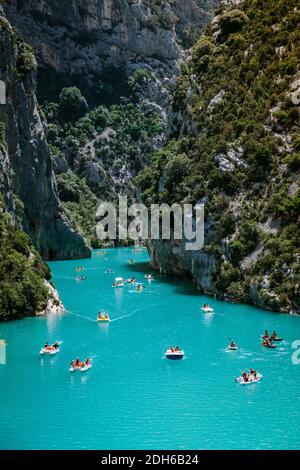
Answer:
40, 342, 60, 355
201, 305, 214, 313
112, 277, 124, 288
165, 348, 185, 360
235, 372, 263, 385
97, 312, 110, 323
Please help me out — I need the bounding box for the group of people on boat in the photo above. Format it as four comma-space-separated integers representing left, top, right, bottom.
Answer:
169, 346, 182, 353
97, 311, 110, 322
44, 342, 59, 351
241, 369, 258, 382
70, 358, 91, 369
261, 329, 282, 348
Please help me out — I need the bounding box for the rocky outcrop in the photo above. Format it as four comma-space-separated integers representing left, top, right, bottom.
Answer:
0, 10, 91, 259
2, 0, 217, 79
37, 280, 65, 315
139, 0, 300, 315
148, 238, 217, 294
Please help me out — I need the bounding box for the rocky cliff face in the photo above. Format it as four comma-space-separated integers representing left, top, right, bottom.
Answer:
0, 0, 219, 248
2, 0, 217, 79
138, 0, 300, 314
0, 9, 90, 259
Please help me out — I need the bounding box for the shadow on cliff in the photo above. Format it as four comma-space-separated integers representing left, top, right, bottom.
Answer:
122, 261, 199, 297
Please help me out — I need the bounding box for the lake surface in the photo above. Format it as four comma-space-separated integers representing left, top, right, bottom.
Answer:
1, 247, 300, 450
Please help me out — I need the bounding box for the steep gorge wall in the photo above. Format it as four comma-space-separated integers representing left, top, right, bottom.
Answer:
0, 9, 90, 259
2, 0, 217, 79
138, 0, 300, 314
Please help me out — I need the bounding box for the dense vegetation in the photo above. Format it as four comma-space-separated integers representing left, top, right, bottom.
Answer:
137, 0, 300, 312
39, 68, 164, 246
0, 210, 51, 320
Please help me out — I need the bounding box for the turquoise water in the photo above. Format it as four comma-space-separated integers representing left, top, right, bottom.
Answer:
1, 247, 300, 450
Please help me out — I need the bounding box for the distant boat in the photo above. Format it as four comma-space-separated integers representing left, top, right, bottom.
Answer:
112, 277, 124, 288
97, 312, 110, 323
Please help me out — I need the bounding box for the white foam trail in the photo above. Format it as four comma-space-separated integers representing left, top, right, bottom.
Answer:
70, 312, 97, 323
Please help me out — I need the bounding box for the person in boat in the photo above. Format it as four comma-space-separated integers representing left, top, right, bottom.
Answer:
85, 358, 91, 366
250, 369, 257, 379
242, 371, 249, 382
230, 340, 236, 348
271, 331, 278, 339
75, 358, 81, 367
263, 330, 269, 339
53, 342, 59, 349
44, 342, 49, 349
175, 346, 181, 352
70, 360, 75, 368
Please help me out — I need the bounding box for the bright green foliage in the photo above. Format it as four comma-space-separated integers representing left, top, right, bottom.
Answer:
0, 213, 50, 320
41, 71, 163, 242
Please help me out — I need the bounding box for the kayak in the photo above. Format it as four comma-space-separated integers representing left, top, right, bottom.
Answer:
165, 349, 185, 360
236, 373, 263, 385
40, 347, 60, 355
201, 306, 214, 313
69, 363, 92, 372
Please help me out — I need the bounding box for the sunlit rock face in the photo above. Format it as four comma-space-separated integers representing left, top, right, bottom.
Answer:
2, 0, 218, 78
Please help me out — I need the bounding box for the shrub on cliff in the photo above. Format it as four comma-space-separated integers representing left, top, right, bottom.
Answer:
58, 87, 89, 122
218, 9, 249, 38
